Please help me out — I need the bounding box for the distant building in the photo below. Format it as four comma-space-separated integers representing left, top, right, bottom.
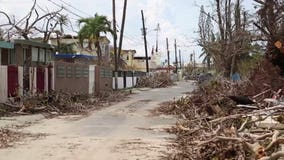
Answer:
132, 56, 151, 72
48, 35, 111, 66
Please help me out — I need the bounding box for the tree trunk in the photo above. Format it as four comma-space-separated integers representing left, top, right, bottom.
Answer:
95, 41, 102, 65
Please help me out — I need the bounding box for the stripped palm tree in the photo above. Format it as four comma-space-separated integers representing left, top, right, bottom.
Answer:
78, 13, 114, 65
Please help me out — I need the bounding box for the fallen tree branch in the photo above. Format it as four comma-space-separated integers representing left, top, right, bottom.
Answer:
260, 151, 284, 160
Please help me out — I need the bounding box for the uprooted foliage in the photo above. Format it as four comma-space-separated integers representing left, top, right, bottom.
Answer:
0, 91, 130, 117
157, 61, 284, 159
136, 72, 174, 88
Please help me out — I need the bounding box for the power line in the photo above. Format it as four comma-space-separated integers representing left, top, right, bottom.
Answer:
47, 0, 84, 19
54, 0, 92, 17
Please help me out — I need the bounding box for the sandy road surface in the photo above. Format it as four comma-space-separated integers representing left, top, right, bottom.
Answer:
0, 81, 195, 160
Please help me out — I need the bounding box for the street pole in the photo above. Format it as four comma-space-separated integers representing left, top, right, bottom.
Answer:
155, 23, 160, 52
179, 49, 182, 69
174, 39, 178, 73
112, 0, 118, 90
141, 10, 149, 73
166, 38, 170, 73
118, 0, 127, 59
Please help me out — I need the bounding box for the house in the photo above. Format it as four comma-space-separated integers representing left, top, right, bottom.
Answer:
130, 50, 162, 72
0, 41, 15, 102
0, 41, 14, 65
132, 56, 151, 72
54, 53, 97, 64
49, 35, 111, 65
0, 40, 54, 102
120, 50, 136, 69
0, 37, 115, 102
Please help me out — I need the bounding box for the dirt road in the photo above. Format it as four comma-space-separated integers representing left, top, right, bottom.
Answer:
0, 81, 195, 160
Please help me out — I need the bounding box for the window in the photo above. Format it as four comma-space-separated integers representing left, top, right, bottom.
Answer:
31, 47, 38, 62
46, 50, 53, 62
23, 48, 28, 64
39, 48, 45, 62
9, 49, 16, 64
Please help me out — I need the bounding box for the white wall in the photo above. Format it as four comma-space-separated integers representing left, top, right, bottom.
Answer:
0, 49, 1, 65
133, 77, 137, 86
126, 77, 133, 88
0, 66, 7, 102
89, 65, 95, 94
51, 62, 55, 90
45, 68, 49, 93
112, 76, 138, 89
18, 66, 23, 96
112, 77, 124, 89
29, 67, 37, 95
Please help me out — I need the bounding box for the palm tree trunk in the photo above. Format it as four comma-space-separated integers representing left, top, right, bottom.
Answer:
95, 41, 102, 65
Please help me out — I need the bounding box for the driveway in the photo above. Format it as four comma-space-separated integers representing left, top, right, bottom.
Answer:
0, 81, 195, 160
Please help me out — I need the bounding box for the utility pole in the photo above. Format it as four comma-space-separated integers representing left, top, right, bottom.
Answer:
112, 0, 118, 90
118, 0, 128, 59
174, 39, 178, 73
166, 38, 170, 73
141, 10, 149, 73
155, 23, 160, 52
179, 49, 182, 69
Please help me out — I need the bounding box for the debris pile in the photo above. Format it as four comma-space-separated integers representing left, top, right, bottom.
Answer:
0, 128, 25, 148
158, 61, 284, 159
0, 91, 130, 117
136, 72, 174, 88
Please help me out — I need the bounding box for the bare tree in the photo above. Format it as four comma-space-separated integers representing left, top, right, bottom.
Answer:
201, 0, 251, 77
0, 0, 65, 42
198, 5, 213, 69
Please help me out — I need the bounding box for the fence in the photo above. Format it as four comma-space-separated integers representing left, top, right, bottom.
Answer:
112, 71, 146, 89
53, 62, 113, 94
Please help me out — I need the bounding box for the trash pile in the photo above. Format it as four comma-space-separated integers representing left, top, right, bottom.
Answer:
158, 60, 284, 159
0, 91, 130, 117
136, 72, 174, 88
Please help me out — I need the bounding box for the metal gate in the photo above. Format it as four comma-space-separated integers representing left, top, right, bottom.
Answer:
7, 65, 18, 97
48, 65, 53, 92
37, 67, 45, 93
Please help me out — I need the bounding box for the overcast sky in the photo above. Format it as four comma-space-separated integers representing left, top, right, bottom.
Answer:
0, 0, 256, 63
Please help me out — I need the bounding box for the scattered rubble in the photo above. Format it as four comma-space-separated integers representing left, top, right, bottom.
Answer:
136, 72, 174, 88
0, 90, 130, 117
157, 61, 284, 159
0, 128, 47, 149
0, 128, 24, 148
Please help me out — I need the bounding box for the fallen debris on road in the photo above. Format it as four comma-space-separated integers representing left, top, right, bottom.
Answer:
136, 72, 174, 88
158, 61, 284, 159
0, 91, 130, 117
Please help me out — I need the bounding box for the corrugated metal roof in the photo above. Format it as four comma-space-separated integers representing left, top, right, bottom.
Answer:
0, 41, 14, 49
13, 39, 53, 48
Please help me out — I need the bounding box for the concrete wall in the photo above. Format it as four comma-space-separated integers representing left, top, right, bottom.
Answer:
29, 67, 37, 95
89, 65, 95, 94
18, 66, 23, 96
0, 66, 7, 102
112, 76, 138, 89
126, 77, 133, 88
54, 62, 89, 93
112, 77, 124, 89
45, 68, 49, 93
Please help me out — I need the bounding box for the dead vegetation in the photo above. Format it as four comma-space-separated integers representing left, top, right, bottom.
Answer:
157, 60, 284, 159
0, 90, 130, 117
0, 128, 25, 149
136, 72, 174, 88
